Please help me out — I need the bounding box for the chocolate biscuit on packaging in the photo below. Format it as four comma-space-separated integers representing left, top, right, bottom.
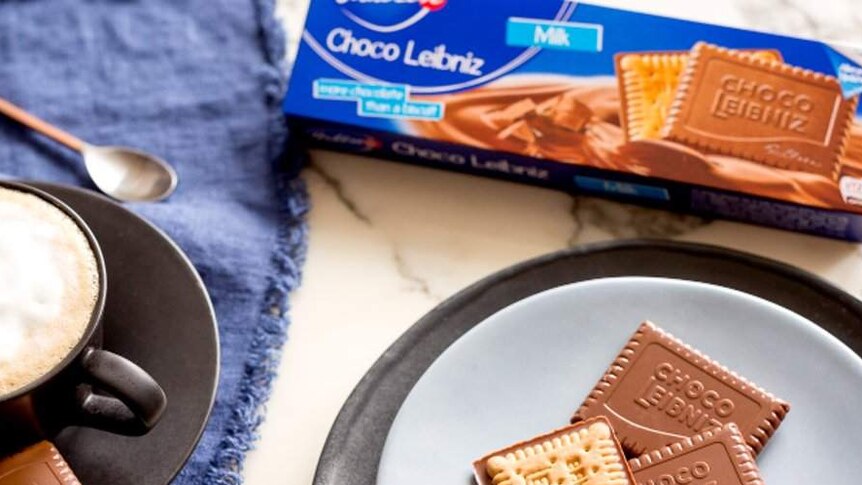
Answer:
663, 42, 858, 179
0, 441, 81, 485
474, 417, 635, 485
629, 424, 764, 485
572, 322, 789, 457
617, 49, 782, 141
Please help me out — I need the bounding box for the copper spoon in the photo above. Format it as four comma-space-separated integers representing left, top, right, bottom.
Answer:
0, 97, 178, 202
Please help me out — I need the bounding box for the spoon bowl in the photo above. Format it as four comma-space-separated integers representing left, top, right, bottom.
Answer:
0, 96, 179, 202
83, 145, 178, 202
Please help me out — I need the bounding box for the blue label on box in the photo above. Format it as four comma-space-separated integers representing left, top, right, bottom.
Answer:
358, 98, 444, 120
313, 79, 409, 102
506, 17, 603, 52
313, 78, 442, 119
575, 176, 670, 201
823, 44, 862, 98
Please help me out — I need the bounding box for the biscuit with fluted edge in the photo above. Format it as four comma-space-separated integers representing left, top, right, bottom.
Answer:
629, 424, 764, 485
572, 321, 789, 457
474, 417, 635, 485
662, 42, 856, 179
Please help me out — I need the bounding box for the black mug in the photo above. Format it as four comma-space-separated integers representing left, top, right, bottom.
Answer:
0, 180, 167, 454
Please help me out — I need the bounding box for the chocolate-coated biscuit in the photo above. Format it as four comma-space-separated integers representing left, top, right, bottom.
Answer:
629, 424, 764, 485
663, 42, 857, 179
573, 321, 790, 457
474, 417, 635, 485
0, 441, 81, 485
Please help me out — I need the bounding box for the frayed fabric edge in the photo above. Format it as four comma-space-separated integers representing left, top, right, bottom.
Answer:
194, 0, 311, 483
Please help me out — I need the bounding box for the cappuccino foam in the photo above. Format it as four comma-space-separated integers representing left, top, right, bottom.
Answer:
0, 187, 100, 396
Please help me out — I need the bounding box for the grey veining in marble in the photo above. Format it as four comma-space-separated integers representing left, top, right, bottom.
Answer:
307, 160, 445, 300
307, 162, 372, 225
569, 197, 708, 243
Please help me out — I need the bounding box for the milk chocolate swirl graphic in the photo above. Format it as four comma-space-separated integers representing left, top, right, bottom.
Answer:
409, 79, 862, 211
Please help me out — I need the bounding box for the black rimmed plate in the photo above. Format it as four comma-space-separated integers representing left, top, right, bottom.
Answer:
31, 183, 219, 485
313, 240, 862, 485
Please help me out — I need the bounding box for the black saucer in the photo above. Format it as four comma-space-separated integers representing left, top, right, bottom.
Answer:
30, 183, 219, 485
313, 240, 862, 485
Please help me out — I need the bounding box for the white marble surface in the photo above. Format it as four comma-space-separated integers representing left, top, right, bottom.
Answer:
245, 1, 862, 484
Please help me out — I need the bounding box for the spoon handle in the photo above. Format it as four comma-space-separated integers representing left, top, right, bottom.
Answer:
0, 97, 85, 153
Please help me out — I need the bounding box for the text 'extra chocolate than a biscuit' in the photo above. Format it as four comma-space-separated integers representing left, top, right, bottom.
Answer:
572, 321, 790, 457
474, 417, 635, 485
629, 424, 765, 485
663, 42, 858, 179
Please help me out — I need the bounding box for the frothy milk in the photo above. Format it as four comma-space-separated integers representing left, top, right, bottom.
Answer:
0, 187, 100, 396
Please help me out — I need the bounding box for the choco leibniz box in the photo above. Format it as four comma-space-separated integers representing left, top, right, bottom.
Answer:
284, 0, 862, 241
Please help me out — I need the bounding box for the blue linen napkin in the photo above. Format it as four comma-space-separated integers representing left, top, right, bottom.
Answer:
0, 0, 308, 483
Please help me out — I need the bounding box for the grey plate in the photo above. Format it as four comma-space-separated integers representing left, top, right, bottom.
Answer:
379, 277, 862, 483
31, 183, 219, 485
312, 241, 862, 485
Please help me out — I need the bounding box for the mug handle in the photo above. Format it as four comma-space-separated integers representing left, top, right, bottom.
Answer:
75, 347, 168, 436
